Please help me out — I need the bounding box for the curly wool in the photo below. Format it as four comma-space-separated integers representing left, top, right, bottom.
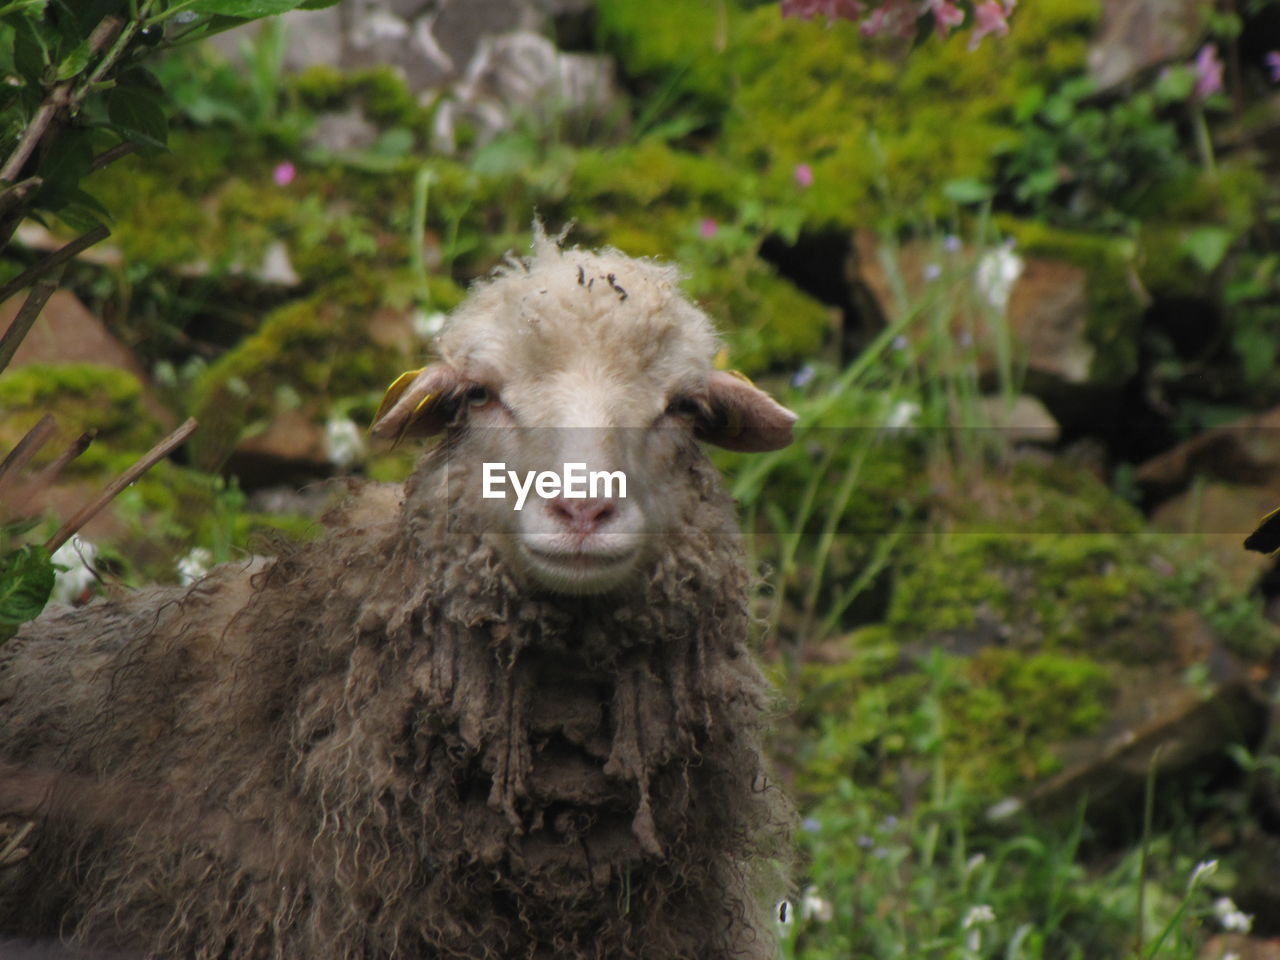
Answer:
0, 442, 791, 960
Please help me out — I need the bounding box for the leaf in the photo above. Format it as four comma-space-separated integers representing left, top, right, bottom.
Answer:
106, 82, 168, 150
183, 0, 314, 16
942, 178, 994, 205
298, 0, 342, 7
11, 13, 51, 83
54, 36, 90, 81
0, 544, 55, 643
1181, 226, 1234, 273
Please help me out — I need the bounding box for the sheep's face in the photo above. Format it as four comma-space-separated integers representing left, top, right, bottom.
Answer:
372, 242, 796, 596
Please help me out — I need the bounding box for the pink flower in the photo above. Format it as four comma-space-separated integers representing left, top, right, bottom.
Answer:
780, 0, 863, 20
699, 218, 718, 239
1265, 51, 1280, 83
968, 1, 1010, 49
272, 161, 296, 186
859, 0, 917, 37
1193, 43, 1224, 100
928, 0, 965, 37
794, 163, 814, 187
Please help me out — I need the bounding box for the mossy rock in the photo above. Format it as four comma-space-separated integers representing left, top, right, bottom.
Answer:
787, 454, 1278, 804
0, 364, 162, 475
791, 628, 1116, 802
1000, 218, 1147, 384
188, 287, 415, 470
599, 0, 1099, 228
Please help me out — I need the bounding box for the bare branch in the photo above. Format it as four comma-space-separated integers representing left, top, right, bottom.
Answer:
0, 272, 62, 377
0, 415, 57, 504
46, 418, 197, 553
91, 141, 140, 172
0, 176, 41, 221
0, 224, 110, 307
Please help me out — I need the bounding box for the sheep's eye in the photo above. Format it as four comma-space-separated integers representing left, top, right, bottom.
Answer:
665, 396, 702, 419
465, 385, 493, 407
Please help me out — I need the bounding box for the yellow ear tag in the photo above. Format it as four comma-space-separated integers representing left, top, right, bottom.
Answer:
372, 368, 424, 428
727, 369, 755, 386
713, 348, 730, 371
1245, 504, 1280, 555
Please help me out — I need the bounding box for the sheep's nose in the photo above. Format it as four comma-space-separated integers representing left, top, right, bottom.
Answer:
549, 497, 618, 535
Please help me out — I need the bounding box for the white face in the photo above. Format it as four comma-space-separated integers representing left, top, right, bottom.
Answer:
450, 367, 696, 596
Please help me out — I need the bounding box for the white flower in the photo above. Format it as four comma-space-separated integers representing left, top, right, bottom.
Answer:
963, 904, 995, 929
50, 538, 97, 605
965, 853, 986, 875
975, 243, 1024, 315
923, 262, 942, 282
883, 400, 921, 430
412, 310, 447, 340
177, 547, 213, 586
801, 886, 833, 923
1189, 859, 1219, 890
325, 416, 366, 469
1213, 896, 1253, 933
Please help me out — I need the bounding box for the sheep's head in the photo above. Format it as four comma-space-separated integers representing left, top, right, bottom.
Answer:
372, 234, 796, 596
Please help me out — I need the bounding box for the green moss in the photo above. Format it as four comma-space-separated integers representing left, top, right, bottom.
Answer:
189, 287, 412, 470
687, 257, 830, 372
290, 65, 430, 128
887, 532, 1172, 659
599, 0, 1099, 228
0, 364, 162, 473
792, 636, 1115, 801
1000, 218, 1146, 384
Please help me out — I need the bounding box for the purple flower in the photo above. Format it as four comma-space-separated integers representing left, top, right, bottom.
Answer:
791, 363, 817, 388
801, 816, 822, 833
1194, 44, 1224, 100
923, 262, 941, 282
1266, 51, 1280, 83
892, 334, 909, 351
944, 234, 962, 253
794, 163, 814, 188
699, 218, 718, 239
273, 161, 296, 186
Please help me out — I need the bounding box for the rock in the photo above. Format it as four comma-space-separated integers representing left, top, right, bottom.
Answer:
1, 291, 145, 381
433, 31, 617, 151
226, 409, 331, 489
1086, 0, 1204, 92
307, 107, 381, 154
1137, 406, 1280, 500
853, 231, 1096, 386
1151, 483, 1279, 591
209, 0, 617, 143
1201, 935, 1280, 960
973, 395, 1061, 445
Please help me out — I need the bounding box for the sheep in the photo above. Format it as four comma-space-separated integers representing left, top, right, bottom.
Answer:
0, 228, 799, 960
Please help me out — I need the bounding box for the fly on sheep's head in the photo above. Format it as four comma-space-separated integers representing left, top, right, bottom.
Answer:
370, 238, 797, 596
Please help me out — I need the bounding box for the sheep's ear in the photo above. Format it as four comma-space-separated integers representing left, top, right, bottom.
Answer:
370, 364, 461, 443
696, 370, 797, 452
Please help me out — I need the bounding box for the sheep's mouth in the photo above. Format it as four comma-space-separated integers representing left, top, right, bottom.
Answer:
520, 544, 640, 594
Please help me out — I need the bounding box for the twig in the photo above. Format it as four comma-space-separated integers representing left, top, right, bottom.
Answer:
68, 16, 128, 112
46, 418, 197, 553
91, 140, 139, 172
0, 414, 57, 503
0, 84, 70, 184
0, 224, 109, 307
0, 176, 41, 221
0, 270, 62, 376
7, 430, 95, 518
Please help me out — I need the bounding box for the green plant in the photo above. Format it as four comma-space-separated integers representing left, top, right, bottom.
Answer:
0, 0, 340, 641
